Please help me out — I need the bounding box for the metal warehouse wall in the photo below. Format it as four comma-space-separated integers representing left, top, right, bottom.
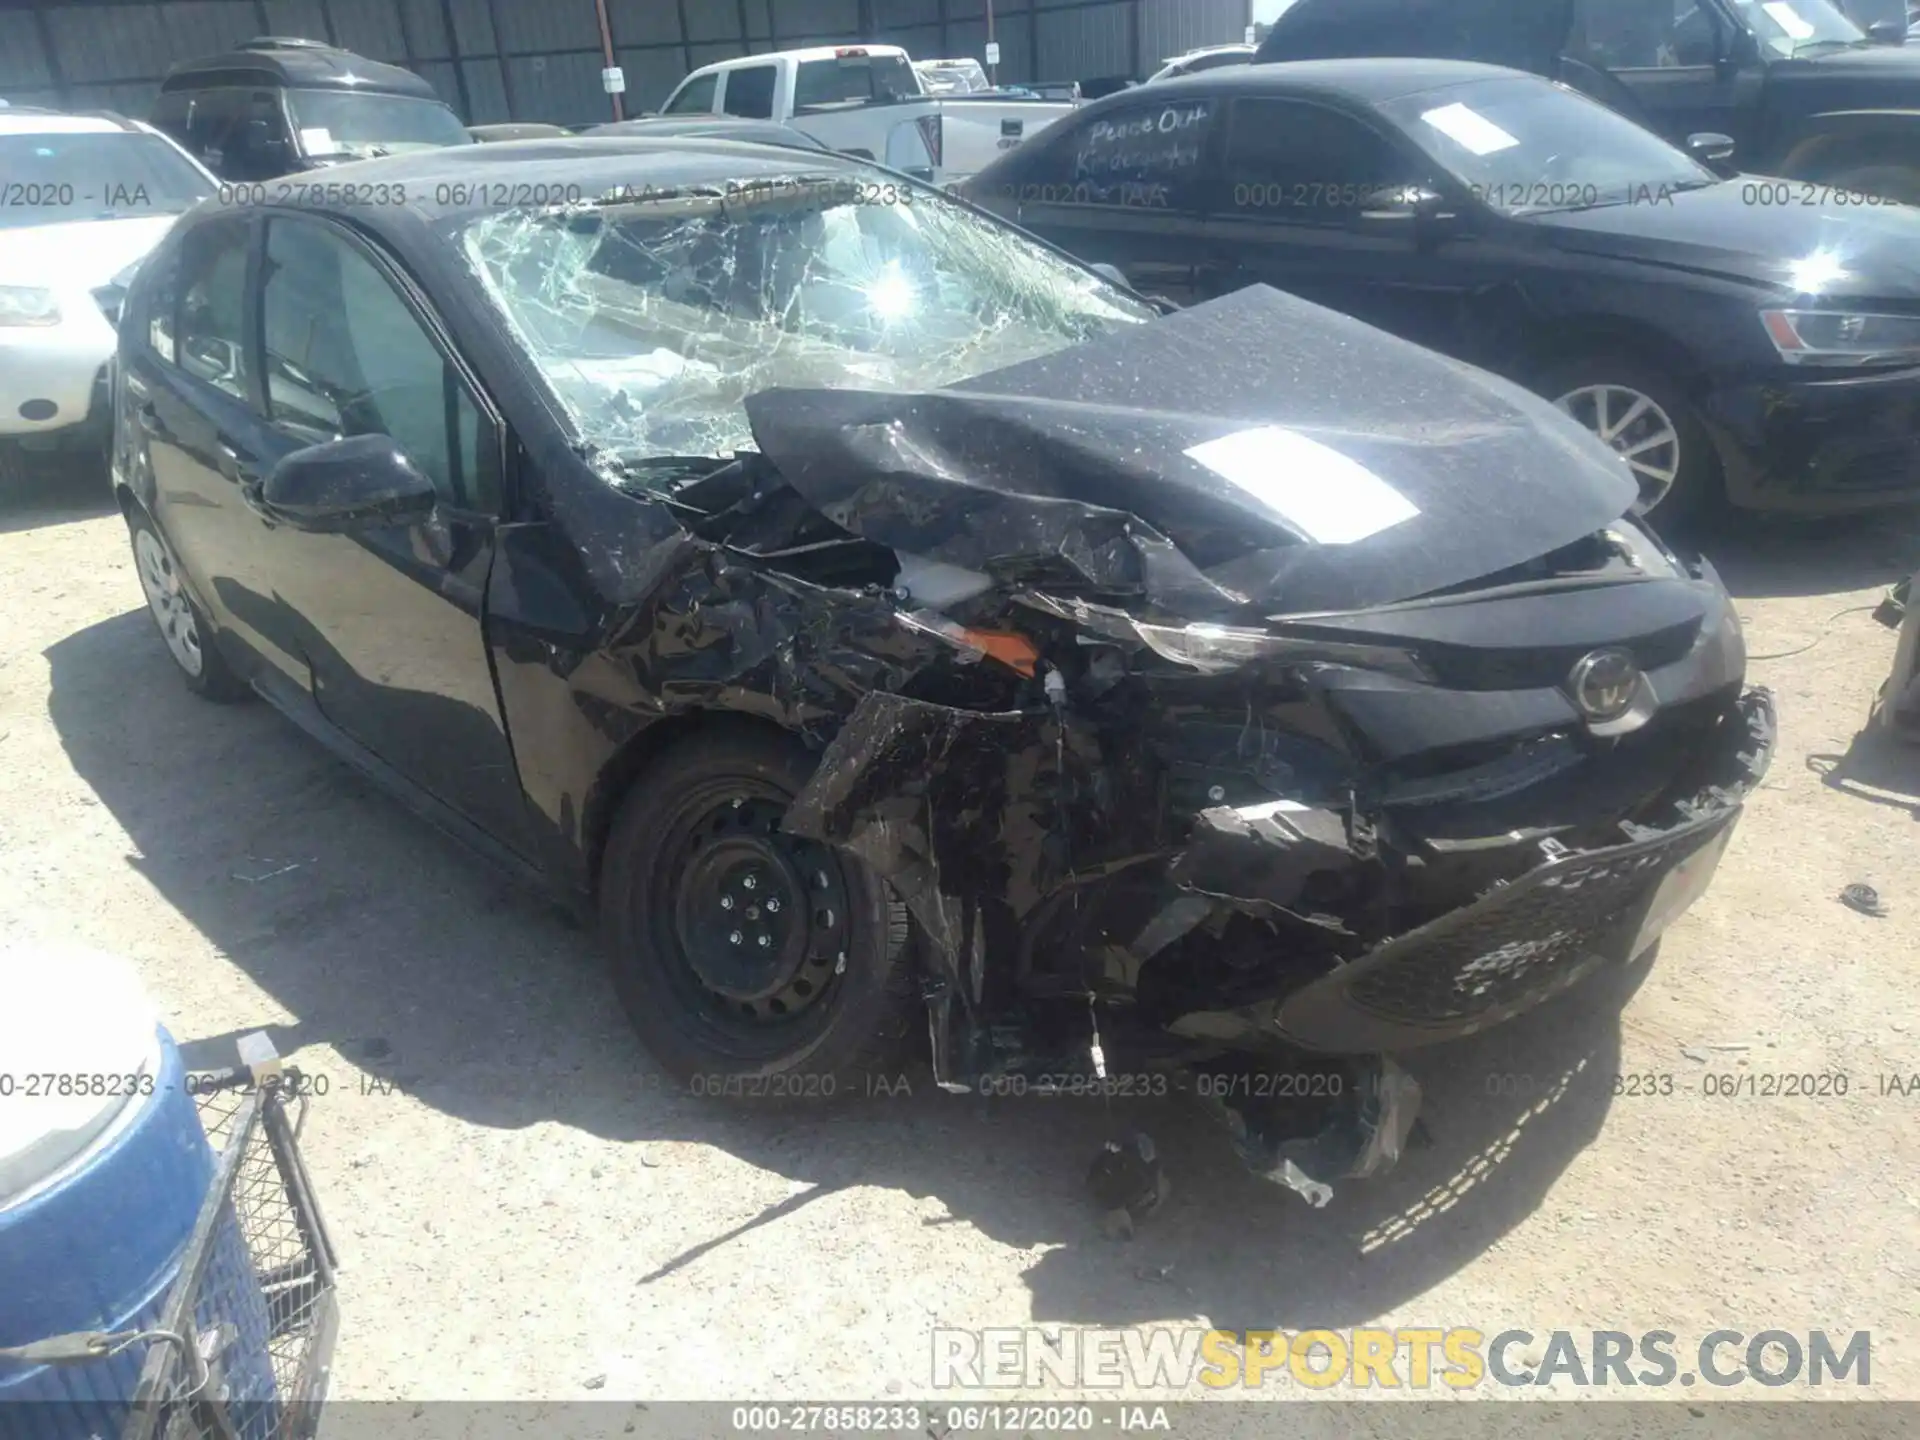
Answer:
0, 0, 1251, 127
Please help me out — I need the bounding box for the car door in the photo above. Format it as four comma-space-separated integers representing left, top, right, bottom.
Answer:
250, 212, 532, 852
135, 213, 311, 687
1196, 96, 1474, 356
989, 93, 1223, 305
1568, 0, 1761, 151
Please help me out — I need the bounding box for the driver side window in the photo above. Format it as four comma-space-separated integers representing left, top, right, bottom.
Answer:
260, 218, 500, 512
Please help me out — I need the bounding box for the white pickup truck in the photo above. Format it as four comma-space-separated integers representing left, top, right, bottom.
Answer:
654, 45, 1075, 186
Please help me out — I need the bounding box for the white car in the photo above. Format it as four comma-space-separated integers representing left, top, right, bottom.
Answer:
0, 109, 216, 464
1145, 44, 1256, 82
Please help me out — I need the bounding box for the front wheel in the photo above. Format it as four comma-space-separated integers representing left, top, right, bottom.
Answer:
599, 727, 917, 1094
1536, 352, 1717, 523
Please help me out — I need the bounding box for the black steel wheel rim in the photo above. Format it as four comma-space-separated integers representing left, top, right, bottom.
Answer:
651, 781, 853, 1033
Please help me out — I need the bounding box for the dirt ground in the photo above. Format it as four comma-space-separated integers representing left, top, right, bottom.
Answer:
3, 453, 1919, 1410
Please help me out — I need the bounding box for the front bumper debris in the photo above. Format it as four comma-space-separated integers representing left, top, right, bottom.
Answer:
1173, 687, 1775, 1054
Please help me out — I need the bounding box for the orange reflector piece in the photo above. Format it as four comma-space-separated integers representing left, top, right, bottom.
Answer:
1761, 310, 1803, 351
958, 628, 1039, 677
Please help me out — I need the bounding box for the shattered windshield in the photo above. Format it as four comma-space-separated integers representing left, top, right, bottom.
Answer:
459, 177, 1155, 469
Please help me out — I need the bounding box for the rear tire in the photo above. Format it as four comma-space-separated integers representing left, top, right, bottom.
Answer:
599, 726, 917, 1095
126, 508, 250, 702
1534, 350, 1719, 526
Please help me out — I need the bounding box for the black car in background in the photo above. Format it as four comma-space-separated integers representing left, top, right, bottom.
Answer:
150, 36, 470, 182
1254, 0, 1920, 203
109, 138, 1772, 1193
961, 61, 1920, 520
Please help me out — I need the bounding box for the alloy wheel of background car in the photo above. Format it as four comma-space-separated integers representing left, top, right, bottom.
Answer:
1553, 383, 1681, 516
126, 510, 249, 701
599, 728, 916, 1091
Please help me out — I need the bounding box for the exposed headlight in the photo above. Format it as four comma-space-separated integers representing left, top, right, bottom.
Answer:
1016, 593, 1429, 680
0, 286, 61, 327
1760, 309, 1920, 367
1133, 620, 1429, 680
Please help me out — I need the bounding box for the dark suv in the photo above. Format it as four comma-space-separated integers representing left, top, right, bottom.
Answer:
1255, 0, 1920, 201
150, 36, 469, 183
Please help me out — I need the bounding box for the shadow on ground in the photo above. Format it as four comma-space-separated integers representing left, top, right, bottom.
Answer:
0, 447, 116, 535
1698, 508, 1920, 601
48, 607, 1639, 1333
1809, 724, 1920, 821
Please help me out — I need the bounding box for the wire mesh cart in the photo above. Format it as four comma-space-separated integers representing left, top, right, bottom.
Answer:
119, 1033, 340, 1440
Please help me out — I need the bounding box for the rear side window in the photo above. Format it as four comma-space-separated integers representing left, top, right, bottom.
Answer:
794, 53, 917, 107
991, 97, 1216, 212
150, 91, 191, 136
174, 219, 251, 401
136, 240, 180, 363
722, 65, 777, 120
664, 73, 717, 114
182, 89, 247, 160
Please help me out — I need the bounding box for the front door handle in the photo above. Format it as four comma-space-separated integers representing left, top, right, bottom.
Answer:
215, 437, 261, 483
134, 399, 165, 437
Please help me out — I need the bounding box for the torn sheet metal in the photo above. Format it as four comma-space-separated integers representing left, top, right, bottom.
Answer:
744, 284, 1636, 617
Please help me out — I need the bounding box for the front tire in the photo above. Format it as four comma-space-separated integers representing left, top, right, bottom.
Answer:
1536, 351, 1718, 524
599, 727, 916, 1093
126, 508, 249, 702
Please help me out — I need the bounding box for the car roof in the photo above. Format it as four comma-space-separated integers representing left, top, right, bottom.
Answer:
0, 112, 137, 135
1164, 44, 1255, 61
160, 38, 440, 98
587, 117, 830, 149
1140, 56, 1531, 104
694, 44, 909, 71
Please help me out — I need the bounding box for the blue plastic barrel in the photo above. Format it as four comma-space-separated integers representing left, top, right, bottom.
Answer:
0, 947, 278, 1440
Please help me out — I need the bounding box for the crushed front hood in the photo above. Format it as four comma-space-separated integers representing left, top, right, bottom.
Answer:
744, 285, 1635, 616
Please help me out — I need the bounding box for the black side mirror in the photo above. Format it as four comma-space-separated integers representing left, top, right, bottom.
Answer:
1687, 131, 1737, 165
261, 433, 437, 532
1868, 18, 1907, 42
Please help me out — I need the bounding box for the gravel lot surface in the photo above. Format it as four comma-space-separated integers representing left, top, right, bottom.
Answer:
3, 456, 1918, 1414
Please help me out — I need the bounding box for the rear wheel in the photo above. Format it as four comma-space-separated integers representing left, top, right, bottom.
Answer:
1537, 352, 1717, 524
599, 727, 916, 1094
127, 509, 250, 702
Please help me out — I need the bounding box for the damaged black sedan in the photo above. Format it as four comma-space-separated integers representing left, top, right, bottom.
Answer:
111, 138, 1773, 1196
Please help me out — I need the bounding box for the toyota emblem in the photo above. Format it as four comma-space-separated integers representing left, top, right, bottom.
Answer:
1568, 648, 1640, 721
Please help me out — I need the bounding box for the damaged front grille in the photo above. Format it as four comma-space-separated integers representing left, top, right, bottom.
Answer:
1273, 689, 1774, 1052
1325, 816, 1728, 1037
